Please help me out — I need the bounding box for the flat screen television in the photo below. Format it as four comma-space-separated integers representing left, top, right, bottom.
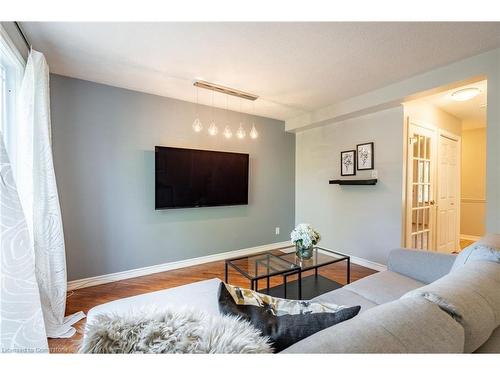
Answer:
155, 146, 249, 209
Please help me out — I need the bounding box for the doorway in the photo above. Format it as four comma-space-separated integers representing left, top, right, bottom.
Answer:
403, 80, 487, 253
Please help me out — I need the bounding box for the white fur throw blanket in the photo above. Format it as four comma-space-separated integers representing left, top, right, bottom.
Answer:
80, 308, 272, 354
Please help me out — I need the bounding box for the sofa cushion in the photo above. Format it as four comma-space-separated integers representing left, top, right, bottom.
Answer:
86, 278, 222, 325
403, 261, 500, 353
343, 270, 424, 305
387, 248, 456, 283
311, 288, 377, 312
218, 283, 360, 352
281, 296, 464, 353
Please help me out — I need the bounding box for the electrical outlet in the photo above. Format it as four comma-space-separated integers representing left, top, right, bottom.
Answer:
275, 227, 280, 235
371, 170, 378, 179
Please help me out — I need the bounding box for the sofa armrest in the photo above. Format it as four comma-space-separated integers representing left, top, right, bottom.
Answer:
387, 248, 456, 284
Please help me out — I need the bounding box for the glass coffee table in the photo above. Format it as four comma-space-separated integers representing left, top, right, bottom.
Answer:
225, 245, 350, 300
225, 252, 303, 299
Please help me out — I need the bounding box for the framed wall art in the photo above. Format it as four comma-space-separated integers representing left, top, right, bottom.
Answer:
357, 142, 374, 170
341, 150, 356, 176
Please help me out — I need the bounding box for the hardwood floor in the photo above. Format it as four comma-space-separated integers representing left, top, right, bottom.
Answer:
459, 239, 475, 250
48, 255, 376, 353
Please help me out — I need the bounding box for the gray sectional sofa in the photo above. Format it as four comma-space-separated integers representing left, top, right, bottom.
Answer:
86, 234, 500, 353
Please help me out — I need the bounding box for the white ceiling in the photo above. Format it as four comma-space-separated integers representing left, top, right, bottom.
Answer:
21, 22, 500, 121
421, 79, 487, 128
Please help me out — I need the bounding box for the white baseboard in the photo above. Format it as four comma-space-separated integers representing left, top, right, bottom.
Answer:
67, 242, 387, 291
67, 241, 291, 291
349, 256, 387, 272
460, 234, 481, 241
313, 248, 387, 272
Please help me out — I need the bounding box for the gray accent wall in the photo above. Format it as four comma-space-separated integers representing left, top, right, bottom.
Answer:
50, 74, 295, 280
295, 107, 404, 265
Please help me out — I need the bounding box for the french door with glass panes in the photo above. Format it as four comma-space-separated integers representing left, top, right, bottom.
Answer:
406, 122, 436, 250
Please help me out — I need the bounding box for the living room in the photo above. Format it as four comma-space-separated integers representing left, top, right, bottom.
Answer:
1, 1, 500, 372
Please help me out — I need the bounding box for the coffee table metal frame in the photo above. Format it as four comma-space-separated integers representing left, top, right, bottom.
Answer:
224, 252, 303, 299
277, 246, 351, 286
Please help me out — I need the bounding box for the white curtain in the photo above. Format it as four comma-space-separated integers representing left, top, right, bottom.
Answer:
12, 50, 84, 338
0, 132, 48, 352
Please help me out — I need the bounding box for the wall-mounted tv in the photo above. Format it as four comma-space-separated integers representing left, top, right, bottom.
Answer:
155, 146, 249, 209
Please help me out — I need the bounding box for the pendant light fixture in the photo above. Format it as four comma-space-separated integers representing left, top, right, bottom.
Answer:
192, 80, 259, 140
192, 86, 203, 132
207, 91, 218, 136
223, 94, 233, 139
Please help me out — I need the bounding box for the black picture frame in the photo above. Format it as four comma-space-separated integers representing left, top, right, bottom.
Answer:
356, 142, 374, 170
340, 150, 356, 176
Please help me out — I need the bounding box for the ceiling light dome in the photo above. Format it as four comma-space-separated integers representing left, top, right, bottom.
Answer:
451, 87, 480, 101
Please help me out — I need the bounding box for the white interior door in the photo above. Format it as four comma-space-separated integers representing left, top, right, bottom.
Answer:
437, 133, 460, 252
406, 122, 436, 250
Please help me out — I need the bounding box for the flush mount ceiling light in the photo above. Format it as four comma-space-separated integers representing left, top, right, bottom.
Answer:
451, 87, 480, 101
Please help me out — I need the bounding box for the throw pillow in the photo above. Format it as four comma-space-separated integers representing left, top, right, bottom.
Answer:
452, 244, 500, 270
218, 282, 361, 352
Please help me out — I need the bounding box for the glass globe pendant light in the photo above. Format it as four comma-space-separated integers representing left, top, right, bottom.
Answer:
249, 100, 258, 139
236, 123, 246, 139
235, 98, 246, 139
207, 91, 218, 136
192, 118, 203, 132
192, 86, 203, 132
222, 94, 232, 139
208, 121, 218, 136
223, 125, 233, 138
249, 123, 258, 139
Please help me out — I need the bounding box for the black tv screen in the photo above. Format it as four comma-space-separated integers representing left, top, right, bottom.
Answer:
155, 146, 249, 209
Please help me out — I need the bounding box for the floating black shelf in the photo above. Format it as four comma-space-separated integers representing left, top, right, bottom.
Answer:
329, 179, 378, 185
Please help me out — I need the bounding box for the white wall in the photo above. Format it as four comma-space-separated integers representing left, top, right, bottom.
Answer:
295, 107, 404, 265
403, 100, 462, 136
288, 48, 500, 235
50, 75, 296, 280
461, 127, 487, 237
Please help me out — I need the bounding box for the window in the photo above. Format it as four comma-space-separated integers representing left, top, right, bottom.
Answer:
1, 25, 24, 131
0, 25, 24, 154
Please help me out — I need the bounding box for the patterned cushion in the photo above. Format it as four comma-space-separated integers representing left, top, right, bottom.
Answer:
222, 282, 346, 315
218, 283, 360, 352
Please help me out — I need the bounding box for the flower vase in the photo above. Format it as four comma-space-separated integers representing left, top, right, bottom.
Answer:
295, 243, 314, 260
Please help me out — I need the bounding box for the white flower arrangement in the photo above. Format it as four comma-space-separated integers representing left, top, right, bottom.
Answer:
290, 223, 321, 249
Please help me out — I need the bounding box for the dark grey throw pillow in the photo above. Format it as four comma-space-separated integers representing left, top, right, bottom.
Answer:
217, 282, 361, 352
